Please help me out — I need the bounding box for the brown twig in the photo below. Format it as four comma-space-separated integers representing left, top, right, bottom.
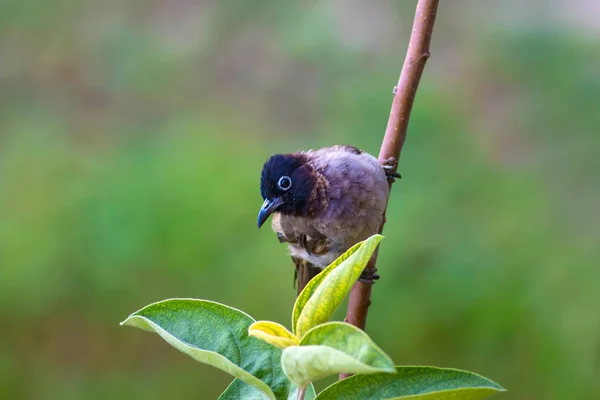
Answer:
343, 0, 440, 330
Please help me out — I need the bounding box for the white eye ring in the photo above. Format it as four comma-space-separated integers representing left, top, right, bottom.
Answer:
277, 175, 292, 191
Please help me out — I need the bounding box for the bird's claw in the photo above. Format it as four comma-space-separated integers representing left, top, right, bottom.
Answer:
382, 157, 401, 182
383, 165, 402, 183
359, 268, 380, 283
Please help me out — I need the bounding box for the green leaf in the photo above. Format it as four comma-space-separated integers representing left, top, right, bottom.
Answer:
300, 322, 395, 371
281, 322, 394, 388
291, 240, 366, 335
218, 379, 270, 400
293, 234, 383, 337
219, 379, 317, 400
121, 299, 292, 400
249, 321, 299, 349
314, 366, 506, 400
282, 345, 393, 389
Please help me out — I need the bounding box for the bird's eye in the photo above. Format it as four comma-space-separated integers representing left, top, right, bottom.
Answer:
277, 176, 292, 191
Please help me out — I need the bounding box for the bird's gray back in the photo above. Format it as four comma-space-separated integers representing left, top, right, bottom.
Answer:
310, 147, 388, 237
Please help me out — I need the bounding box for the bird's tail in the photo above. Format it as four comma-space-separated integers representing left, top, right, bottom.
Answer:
293, 257, 321, 295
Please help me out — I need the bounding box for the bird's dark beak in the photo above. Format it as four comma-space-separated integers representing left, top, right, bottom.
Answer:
258, 197, 284, 228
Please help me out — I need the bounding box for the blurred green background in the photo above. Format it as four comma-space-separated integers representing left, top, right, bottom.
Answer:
1, 1, 599, 399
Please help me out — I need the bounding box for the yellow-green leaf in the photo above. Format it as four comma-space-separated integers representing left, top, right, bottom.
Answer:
249, 321, 299, 349
292, 240, 365, 335
300, 322, 394, 373
281, 345, 392, 389
294, 234, 383, 337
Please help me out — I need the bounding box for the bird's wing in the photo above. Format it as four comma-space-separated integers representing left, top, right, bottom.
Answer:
312, 149, 389, 243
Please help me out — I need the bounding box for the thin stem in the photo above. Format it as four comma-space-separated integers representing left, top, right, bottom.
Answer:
297, 385, 307, 400
343, 0, 440, 332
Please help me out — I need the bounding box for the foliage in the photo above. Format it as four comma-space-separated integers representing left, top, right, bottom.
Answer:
122, 236, 504, 399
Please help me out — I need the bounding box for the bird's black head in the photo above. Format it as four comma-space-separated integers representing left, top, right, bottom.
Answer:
258, 153, 326, 228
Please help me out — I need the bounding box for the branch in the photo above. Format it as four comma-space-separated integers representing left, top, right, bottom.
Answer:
344, 0, 440, 331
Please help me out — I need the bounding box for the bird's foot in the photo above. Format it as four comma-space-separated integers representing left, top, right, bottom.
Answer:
359, 268, 380, 283
382, 157, 401, 183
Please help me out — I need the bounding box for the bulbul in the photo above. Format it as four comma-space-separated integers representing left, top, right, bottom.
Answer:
258, 145, 398, 272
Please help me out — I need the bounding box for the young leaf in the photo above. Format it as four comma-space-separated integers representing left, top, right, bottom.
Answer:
249, 321, 299, 349
121, 299, 292, 400
314, 366, 506, 400
219, 379, 317, 400
300, 322, 395, 373
293, 234, 383, 337
280, 322, 394, 388
281, 345, 393, 389
291, 239, 368, 335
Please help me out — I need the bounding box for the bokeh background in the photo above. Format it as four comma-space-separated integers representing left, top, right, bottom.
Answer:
1, 1, 599, 399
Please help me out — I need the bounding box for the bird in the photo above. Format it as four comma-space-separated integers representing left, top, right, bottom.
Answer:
258, 145, 399, 276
